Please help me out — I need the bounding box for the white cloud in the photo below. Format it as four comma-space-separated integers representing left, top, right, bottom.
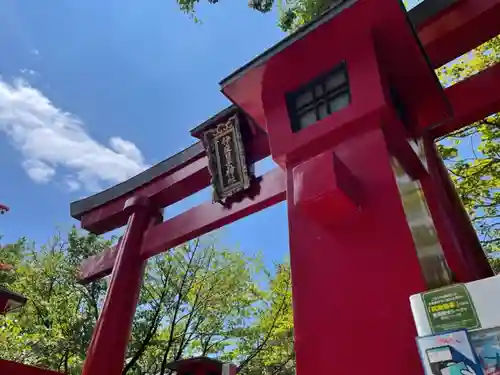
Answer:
109, 137, 144, 164
22, 159, 55, 183
0, 78, 148, 192
20, 69, 38, 77
64, 176, 81, 192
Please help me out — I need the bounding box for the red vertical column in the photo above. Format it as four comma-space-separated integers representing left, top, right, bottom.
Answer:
422, 137, 493, 281
81, 196, 161, 375
288, 127, 427, 375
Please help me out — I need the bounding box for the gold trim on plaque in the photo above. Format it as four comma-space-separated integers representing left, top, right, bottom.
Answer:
202, 115, 252, 203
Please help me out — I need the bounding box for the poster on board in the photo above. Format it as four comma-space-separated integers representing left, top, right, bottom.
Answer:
417, 329, 484, 375
470, 327, 500, 375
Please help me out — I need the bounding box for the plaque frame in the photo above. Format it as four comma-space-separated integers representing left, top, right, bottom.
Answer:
202, 115, 252, 203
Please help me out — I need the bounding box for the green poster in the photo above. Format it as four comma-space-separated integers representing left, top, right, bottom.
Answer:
421, 284, 481, 333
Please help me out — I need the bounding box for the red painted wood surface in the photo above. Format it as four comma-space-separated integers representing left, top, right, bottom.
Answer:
80, 134, 270, 235
74, 0, 500, 239
419, 138, 474, 283
78, 168, 285, 282
219, 2, 498, 373
78, 242, 119, 284
0, 360, 62, 375
286, 126, 427, 375
75, 176, 280, 281
81, 197, 161, 375
77, 60, 500, 283
418, 0, 500, 68
430, 62, 500, 138
223, 0, 450, 151
246, 4, 438, 372
81, 157, 208, 234
73, 0, 500, 238
423, 138, 493, 281
292, 150, 361, 227
141, 167, 286, 259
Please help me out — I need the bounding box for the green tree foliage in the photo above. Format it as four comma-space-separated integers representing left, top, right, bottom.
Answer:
490, 257, 500, 275
0, 229, 294, 375
173, 0, 327, 29
434, 37, 500, 269
275, 0, 333, 33
0, 230, 111, 374
235, 264, 294, 375
0, 238, 26, 284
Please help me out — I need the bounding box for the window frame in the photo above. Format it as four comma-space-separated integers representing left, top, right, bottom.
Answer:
286, 61, 351, 133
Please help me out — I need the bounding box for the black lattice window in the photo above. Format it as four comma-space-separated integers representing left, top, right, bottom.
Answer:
287, 62, 350, 132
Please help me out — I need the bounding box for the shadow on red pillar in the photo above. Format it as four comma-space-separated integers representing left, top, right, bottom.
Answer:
422, 137, 493, 281
288, 127, 428, 375
81, 196, 162, 375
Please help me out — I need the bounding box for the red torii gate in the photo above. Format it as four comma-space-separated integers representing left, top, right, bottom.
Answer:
0, 360, 62, 375
0, 203, 10, 214
67, 1, 500, 375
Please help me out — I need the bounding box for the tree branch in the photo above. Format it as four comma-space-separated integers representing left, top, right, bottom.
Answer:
238, 279, 290, 372
160, 242, 201, 375
123, 268, 171, 375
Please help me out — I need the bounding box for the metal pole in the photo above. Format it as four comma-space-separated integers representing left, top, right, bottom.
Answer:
81, 196, 161, 375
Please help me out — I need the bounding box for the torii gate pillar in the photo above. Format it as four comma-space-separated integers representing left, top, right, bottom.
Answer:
220, 0, 480, 374
81, 197, 162, 375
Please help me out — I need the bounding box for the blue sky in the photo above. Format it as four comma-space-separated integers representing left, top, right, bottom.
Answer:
0, 0, 291, 266
0, 0, 422, 266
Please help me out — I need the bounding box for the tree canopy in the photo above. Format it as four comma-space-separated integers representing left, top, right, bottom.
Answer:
0, 229, 294, 375
435, 37, 500, 267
